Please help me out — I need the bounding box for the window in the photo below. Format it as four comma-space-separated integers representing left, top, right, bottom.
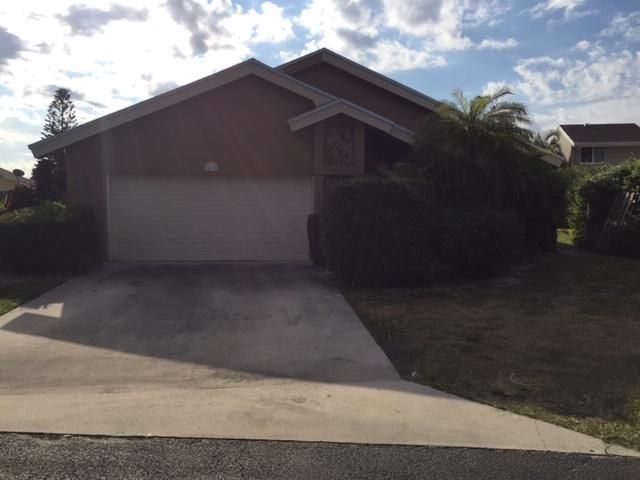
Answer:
593, 147, 605, 163
580, 147, 605, 164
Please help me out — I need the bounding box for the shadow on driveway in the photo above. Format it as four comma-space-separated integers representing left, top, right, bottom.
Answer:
0, 263, 399, 389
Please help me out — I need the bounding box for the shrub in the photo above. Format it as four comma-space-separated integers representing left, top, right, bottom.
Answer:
568, 158, 640, 248
321, 177, 438, 287
0, 201, 97, 274
5, 185, 38, 210
307, 213, 325, 267
400, 148, 566, 254
437, 208, 525, 277
321, 177, 526, 286
612, 221, 640, 258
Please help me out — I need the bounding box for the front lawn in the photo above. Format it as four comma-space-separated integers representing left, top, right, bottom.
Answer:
345, 248, 640, 451
0, 277, 64, 316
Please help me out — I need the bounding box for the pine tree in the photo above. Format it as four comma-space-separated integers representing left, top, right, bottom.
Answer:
42, 88, 77, 138
33, 88, 78, 201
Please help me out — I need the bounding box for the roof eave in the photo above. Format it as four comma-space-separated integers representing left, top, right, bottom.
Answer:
29, 59, 336, 158
572, 141, 640, 148
278, 48, 439, 112
288, 99, 415, 145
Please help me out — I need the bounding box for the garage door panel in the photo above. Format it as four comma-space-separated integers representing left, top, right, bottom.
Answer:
110, 177, 312, 261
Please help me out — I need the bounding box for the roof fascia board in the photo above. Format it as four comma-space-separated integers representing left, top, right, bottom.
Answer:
0, 168, 17, 182
572, 141, 640, 148
29, 60, 335, 158
525, 142, 565, 167
557, 126, 575, 147
288, 99, 415, 144
279, 49, 438, 112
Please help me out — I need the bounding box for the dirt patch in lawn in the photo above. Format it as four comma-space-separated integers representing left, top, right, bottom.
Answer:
345, 248, 640, 451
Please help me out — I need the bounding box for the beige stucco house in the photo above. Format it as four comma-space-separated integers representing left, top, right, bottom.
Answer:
0, 167, 32, 192
557, 123, 640, 165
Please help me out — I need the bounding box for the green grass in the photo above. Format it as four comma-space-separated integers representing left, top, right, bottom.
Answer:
0, 277, 64, 316
557, 228, 575, 246
345, 248, 640, 451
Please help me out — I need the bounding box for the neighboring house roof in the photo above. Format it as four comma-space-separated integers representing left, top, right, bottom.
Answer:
29, 59, 336, 158
0, 167, 32, 188
527, 144, 565, 168
559, 123, 640, 147
288, 99, 415, 144
278, 48, 438, 112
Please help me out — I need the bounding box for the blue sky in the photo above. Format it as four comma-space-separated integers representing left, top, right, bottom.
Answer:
0, 0, 639, 173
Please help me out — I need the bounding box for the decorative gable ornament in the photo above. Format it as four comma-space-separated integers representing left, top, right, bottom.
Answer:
204, 162, 218, 172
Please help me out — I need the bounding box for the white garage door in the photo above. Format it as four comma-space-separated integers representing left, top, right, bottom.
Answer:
109, 177, 312, 261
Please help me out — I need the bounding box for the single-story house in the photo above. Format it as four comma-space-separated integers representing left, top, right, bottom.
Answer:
0, 167, 32, 192
556, 123, 640, 165
28, 48, 557, 263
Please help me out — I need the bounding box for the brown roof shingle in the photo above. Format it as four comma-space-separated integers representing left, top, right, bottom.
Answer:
560, 123, 640, 144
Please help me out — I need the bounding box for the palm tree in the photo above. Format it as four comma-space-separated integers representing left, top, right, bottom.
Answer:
530, 129, 561, 154
434, 87, 533, 145
541, 128, 562, 155
411, 87, 545, 208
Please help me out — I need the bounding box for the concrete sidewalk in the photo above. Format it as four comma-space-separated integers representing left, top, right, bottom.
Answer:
0, 264, 636, 457
0, 377, 636, 456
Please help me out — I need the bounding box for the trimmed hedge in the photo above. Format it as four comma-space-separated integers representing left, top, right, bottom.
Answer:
0, 202, 97, 274
438, 208, 525, 277
320, 177, 526, 286
321, 177, 437, 286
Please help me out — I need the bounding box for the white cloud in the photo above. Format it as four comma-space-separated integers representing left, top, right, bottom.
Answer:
601, 11, 640, 43
530, 0, 597, 22
482, 80, 510, 95
384, 0, 473, 51
367, 40, 446, 72
572, 39, 590, 50
477, 38, 517, 50
0, 0, 295, 172
507, 42, 640, 130
532, 96, 640, 130
514, 49, 640, 106
295, 0, 510, 72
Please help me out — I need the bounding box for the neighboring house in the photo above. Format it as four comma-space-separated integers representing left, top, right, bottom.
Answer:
556, 123, 640, 165
28, 48, 556, 263
0, 167, 32, 192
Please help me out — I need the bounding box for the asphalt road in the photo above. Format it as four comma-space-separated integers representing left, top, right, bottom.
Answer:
0, 433, 639, 479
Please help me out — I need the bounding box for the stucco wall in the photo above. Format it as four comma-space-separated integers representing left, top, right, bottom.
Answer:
566, 145, 640, 165
557, 133, 575, 163
64, 74, 317, 259
289, 62, 431, 131
600, 147, 640, 164
0, 177, 16, 192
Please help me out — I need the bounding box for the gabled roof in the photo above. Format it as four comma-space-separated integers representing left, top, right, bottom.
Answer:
278, 48, 438, 112
288, 99, 415, 144
559, 123, 640, 146
29, 59, 336, 158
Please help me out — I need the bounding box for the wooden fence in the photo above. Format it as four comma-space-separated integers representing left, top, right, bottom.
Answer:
595, 191, 640, 253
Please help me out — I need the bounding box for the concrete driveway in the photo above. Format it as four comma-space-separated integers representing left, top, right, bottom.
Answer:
0, 264, 635, 456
